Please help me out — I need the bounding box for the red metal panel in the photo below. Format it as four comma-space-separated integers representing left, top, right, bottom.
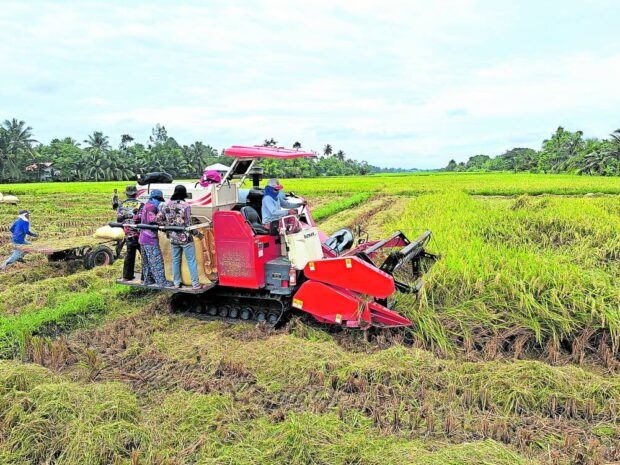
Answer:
224, 145, 317, 159
213, 211, 280, 289
303, 256, 395, 299
292, 281, 370, 328
292, 281, 412, 328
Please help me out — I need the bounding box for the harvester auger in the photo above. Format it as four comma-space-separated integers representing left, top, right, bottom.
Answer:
115, 145, 437, 329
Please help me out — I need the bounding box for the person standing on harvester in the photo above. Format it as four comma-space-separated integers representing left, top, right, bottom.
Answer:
160, 185, 206, 290
261, 178, 298, 226
117, 185, 143, 281
0, 210, 38, 270
139, 190, 172, 287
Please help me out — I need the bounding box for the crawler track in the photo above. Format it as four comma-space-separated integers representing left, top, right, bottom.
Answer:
170, 288, 290, 327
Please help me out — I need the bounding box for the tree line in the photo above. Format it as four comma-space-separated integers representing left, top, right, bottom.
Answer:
444, 127, 620, 175
0, 119, 376, 183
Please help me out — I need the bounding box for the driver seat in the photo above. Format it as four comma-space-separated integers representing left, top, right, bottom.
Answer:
241, 206, 269, 235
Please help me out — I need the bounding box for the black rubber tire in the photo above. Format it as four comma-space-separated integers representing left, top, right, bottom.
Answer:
85, 245, 115, 270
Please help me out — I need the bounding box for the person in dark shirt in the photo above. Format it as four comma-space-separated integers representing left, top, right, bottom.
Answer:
112, 188, 119, 210
116, 186, 143, 281
0, 210, 38, 270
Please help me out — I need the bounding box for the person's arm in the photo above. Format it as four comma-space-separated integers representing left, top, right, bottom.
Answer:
278, 193, 299, 209
263, 197, 293, 223
26, 225, 38, 237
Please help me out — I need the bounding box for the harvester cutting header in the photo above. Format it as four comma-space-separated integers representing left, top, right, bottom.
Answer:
114, 145, 437, 329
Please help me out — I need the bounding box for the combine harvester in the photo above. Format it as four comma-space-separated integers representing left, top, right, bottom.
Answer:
115, 146, 436, 329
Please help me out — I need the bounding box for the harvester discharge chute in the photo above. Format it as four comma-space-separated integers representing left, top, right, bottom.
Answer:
114, 145, 438, 330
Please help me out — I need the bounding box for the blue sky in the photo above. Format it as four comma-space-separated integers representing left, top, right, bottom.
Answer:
1, 1, 619, 168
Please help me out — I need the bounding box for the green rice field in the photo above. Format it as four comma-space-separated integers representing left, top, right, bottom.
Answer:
0, 172, 618, 465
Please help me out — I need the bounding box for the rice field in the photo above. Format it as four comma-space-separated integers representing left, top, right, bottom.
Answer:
0, 172, 619, 465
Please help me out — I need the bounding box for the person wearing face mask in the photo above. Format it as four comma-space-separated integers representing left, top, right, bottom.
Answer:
261, 178, 298, 226
0, 210, 38, 270
138, 190, 171, 287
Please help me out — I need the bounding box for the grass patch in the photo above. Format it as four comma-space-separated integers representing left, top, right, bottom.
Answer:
312, 192, 373, 221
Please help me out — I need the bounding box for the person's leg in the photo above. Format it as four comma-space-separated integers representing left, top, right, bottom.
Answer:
141, 246, 154, 284
171, 244, 183, 286
183, 242, 200, 287
1, 249, 25, 269
150, 246, 172, 287
123, 238, 138, 280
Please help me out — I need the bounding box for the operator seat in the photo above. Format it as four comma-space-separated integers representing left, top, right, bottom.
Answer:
241, 206, 269, 235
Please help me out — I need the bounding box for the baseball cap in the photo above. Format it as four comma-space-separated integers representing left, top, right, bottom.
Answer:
267, 178, 283, 190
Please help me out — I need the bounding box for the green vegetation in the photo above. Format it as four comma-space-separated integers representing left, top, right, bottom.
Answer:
445, 126, 620, 176
0, 120, 374, 183
0, 172, 618, 464
312, 192, 373, 221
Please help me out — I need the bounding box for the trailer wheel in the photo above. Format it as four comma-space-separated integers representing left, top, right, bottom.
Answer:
85, 245, 115, 269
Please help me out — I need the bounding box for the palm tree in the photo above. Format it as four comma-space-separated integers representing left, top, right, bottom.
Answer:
323, 144, 333, 157
335, 150, 346, 161
82, 151, 108, 181
0, 119, 37, 180
82, 131, 112, 181
84, 131, 111, 152
293, 141, 302, 150
263, 138, 277, 147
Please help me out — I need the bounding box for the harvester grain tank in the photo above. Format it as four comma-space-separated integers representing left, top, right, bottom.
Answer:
115, 146, 436, 328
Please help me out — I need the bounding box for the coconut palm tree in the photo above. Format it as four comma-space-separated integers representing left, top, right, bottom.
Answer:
84, 131, 111, 152
323, 144, 333, 157
0, 119, 37, 180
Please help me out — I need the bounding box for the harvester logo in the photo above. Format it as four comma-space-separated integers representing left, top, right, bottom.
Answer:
345, 258, 352, 269
308, 262, 315, 271
335, 314, 342, 323
292, 298, 303, 309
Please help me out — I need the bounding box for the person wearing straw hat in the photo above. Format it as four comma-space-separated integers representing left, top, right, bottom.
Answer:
0, 210, 38, 270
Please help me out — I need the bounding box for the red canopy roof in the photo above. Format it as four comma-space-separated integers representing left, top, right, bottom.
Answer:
224, 145, 317, 159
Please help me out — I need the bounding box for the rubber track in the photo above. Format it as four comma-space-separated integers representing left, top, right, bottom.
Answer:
170, 288, 290, 327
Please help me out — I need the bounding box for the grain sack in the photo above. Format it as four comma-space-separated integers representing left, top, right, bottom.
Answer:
94, 225, 125, 240
159, 226, 216, 285
0, 193, 19, 204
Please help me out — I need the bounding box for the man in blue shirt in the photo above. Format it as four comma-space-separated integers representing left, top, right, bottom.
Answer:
0, 210, 38, 270
261, 178, 299, 226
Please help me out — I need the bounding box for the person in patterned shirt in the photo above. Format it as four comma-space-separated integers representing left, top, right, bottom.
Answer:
116, 185, 143, 281
159, 185, 205, 290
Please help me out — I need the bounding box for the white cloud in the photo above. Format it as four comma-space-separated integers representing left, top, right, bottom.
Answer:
1, 1, 619, 168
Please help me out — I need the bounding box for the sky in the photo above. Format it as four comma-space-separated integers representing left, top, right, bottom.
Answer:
1, 1, 619, 169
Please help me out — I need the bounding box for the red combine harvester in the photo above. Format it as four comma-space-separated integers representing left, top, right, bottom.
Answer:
115, 146, 436, 329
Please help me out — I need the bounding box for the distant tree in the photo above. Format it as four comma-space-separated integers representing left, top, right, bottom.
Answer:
465, 154, 491, 171
445, 159, 458, 171
335, 150, 345, 161
293, 141, 302, 150
323, 144, 333, 157
149, 124, 168, 147
120, 134, 134, 149
263, 138, 277, 147
538, 126, 584, 173
0, 118, 37, 180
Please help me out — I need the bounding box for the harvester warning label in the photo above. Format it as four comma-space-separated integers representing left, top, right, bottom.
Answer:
345, 258, 352, 268
335, 313, 342, 323
308, 262, 315, 271
293, 298, 303, 309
